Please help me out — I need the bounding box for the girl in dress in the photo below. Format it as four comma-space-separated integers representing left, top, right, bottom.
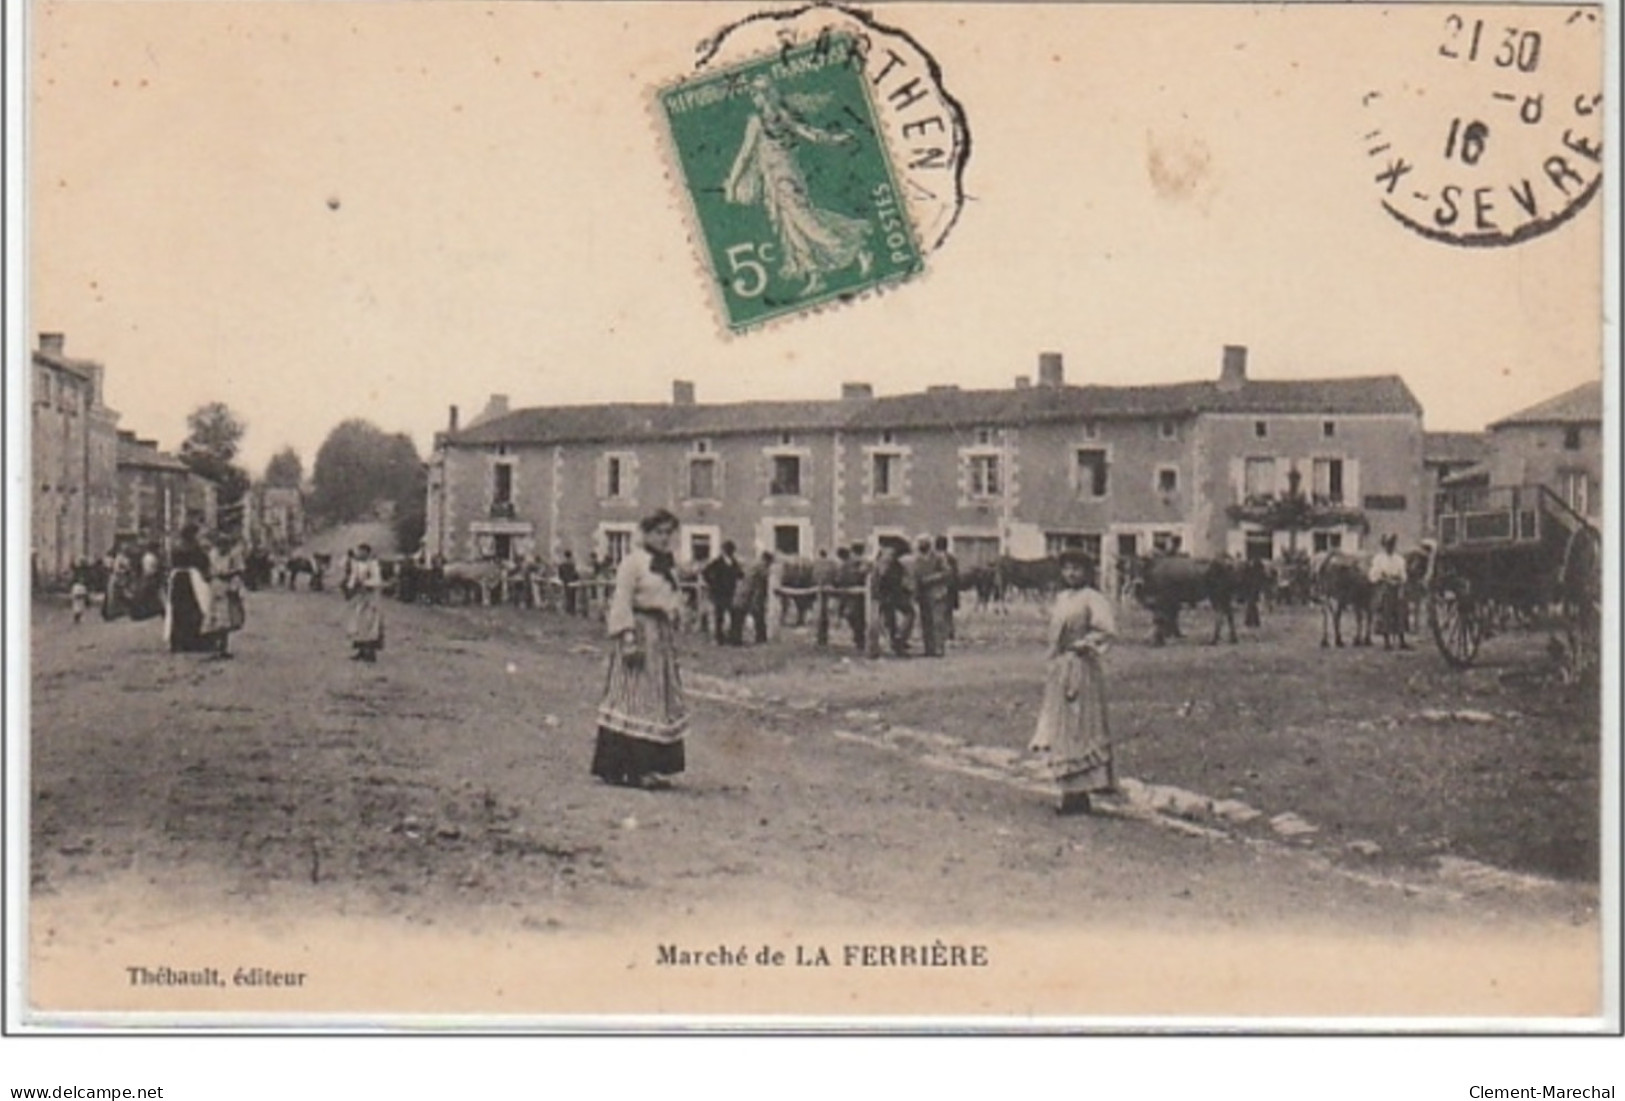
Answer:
592, 510, 688, 789
345, 543, 386, 662
1028, 549, 1117, 815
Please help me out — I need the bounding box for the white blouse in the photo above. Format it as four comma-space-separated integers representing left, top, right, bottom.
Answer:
606, 548, 683, 636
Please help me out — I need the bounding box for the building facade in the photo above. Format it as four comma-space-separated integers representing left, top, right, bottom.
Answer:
1481, 381, 1602, 520
31, 333, 121, 582
245, 484, 309, 553
426, 347, 1426, 581
115, 433, 193, 549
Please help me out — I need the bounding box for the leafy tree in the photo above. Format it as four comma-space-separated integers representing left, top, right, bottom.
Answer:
179, 401, 251, 531
310, 419, 425, 527
263, 446, 304, 488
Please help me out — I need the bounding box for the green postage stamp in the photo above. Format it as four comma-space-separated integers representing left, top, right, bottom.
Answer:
660, 36, 924, 332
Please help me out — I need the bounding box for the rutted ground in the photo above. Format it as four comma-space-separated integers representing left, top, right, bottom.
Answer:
30, 588, 1599, 943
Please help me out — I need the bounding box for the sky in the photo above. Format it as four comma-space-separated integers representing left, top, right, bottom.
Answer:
28, 1, 1606, 473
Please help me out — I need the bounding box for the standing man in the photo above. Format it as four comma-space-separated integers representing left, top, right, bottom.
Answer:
701, 541, 745, 646
1369, 534, 1412, 651
811, 548, 839, 647
835, 546, 867, 651
912, 536, 950, 657
875, 543, 914, 656
934, 534, 960, 644
734, 550, 773, 646
556, 550, 580, 615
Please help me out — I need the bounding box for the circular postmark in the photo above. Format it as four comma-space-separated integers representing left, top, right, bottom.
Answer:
1362, 7, 1602, 247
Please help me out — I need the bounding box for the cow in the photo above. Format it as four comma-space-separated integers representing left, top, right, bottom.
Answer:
1135, 555, 1258, 646
1311, 551, 1373, 648
995, 555, 1061, 602
774, 556, 819, 625
441, 560, 505, 605
960, 563, 1003, 611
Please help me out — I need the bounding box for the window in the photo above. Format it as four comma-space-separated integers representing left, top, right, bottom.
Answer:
689, 533, 714, 563
770, 455, 802, 497
688, 456, 718, 500
1560, 470, 1590, 515
606, 456, 624, 498
694, 438, 710, 454
1253, 420, 1268, 439
1312, 531, 1343, 553
1244, 457, 1276, 502
1156, 466, 1179, 494
881, 430, 895, 445
969, 454, 1001, 497
779, 432, 794, 446
1159, 420, 1178, 440
1564, 426, 1583, 450
36, 370, 50, 406
1151, 531, 1183, 555
1075, 448, 1109, 497
952, 535, 1001, 567
773, 524, 802, 556
974, 426, 996, 447
1312, 458, 1345, 504
1082, 421, 1100, 441
1116, 533, 1139, 560
492, 534, 513, 561
604, 528, 634, 564
872, 452, 901, 498
492, 463, 513, 504
1046, 532, 1101, 559
1245, 530, 1274, 561
1323, 420, 1337, 438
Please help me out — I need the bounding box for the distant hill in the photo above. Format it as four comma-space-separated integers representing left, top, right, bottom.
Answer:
300, 521, 397, 558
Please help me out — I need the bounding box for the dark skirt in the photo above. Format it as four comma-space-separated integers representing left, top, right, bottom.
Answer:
591, 727, 686, 784
166, 570, 213, 653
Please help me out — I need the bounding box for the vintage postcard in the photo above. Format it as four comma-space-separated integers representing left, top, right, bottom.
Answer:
9, 0, 1617, 1036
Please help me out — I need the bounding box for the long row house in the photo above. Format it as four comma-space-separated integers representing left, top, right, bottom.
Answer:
425, 346, 1430, 585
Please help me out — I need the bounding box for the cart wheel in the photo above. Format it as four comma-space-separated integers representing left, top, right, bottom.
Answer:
1428, 580, 1480, 668
1558, 526, 1602, 684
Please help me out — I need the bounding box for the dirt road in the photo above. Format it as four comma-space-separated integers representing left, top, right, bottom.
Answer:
26, 588, 1603, 1017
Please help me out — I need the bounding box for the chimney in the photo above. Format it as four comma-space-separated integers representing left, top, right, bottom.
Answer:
672, 380, 696, 406
1014, 375, 1032, 390
1219, 345, 1248, 392
484, 393, 510, 420
1037, 351, 1065, 388
841, 382, 874, 401
38, 332, 64, 355
448, 405, 460, 432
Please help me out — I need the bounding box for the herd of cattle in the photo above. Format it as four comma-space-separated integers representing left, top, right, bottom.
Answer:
267, 547, 1424, 652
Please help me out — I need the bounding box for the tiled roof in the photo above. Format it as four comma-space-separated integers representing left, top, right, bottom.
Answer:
1424, 431, 1489, 465
116, 438, 190, 473
31, 348, 97, 381
1490, 381, 1602, 427
447, 375, 1421, 447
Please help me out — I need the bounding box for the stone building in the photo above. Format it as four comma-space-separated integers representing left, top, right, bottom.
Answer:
31, 333, 121, 583
1441, 380, 1603, 520
244, 484, 309, 554
115, 433, 193, 549
426, 347, 1426, 583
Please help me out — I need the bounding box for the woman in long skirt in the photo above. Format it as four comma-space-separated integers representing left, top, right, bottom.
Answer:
203, 533, 246, 659
345, 543, 386, 661
164, 525, 214, 654
1028, 549, 1117, 815
592, 509, 688, 789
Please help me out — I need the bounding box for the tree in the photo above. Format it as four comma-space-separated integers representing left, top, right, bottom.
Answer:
180, 401, 251, 532
263, 447, 304, 488
310, 419, 425, 526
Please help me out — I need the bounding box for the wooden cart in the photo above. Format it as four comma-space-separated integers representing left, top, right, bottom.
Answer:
1423, 484, 1601, 681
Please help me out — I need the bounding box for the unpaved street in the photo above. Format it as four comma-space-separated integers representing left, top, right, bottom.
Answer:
26, 586, 1602, 1016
